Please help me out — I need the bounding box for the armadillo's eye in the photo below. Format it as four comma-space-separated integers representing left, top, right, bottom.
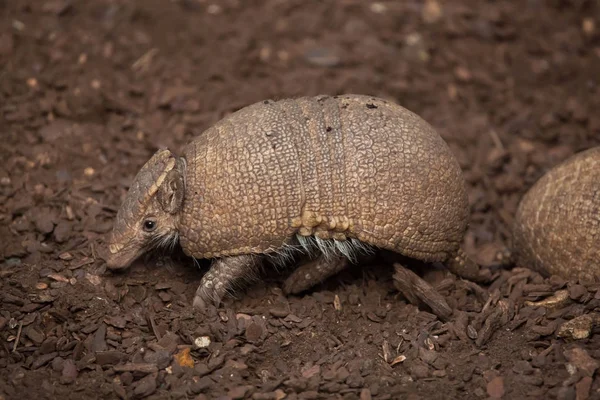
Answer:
143, 219, 157, 232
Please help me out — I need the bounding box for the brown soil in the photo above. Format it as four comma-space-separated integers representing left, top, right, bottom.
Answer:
1, 1, 600, 399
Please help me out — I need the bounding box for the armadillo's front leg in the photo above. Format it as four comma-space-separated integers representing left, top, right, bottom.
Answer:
283, 255, 348, 295
193, 254, 261, 310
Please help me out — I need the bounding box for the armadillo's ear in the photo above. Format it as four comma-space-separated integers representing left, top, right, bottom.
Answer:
157, 169, 184, 214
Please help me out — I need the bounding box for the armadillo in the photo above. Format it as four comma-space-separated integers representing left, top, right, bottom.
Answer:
106, 94, 485, 310
512, 146, 600, 282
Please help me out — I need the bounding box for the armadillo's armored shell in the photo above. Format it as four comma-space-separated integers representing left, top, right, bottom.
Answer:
512, 147, 600, 281
179, 95, 469, 263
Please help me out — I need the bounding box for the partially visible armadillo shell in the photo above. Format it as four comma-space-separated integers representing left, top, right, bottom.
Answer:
512, 147, 600, 282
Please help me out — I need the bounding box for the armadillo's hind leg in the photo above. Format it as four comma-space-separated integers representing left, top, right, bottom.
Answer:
283, 255, 348, 295
446, 248, 492, 283
193, 254, 262, 311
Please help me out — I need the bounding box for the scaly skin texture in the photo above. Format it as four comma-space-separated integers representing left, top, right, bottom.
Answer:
512, 147, 600, 282
192, 254, 261, 310
107, 94, 478, 310
283, 255, 348, 295
179, 94, 468, 262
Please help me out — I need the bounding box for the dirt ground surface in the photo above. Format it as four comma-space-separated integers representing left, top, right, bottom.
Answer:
2, 0, 600, 399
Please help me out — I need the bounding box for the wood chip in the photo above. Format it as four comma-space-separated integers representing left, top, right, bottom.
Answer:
334, 294, 342, 311
113, 363, 158, 374
382, 340, 392, 363
557, 313, 599, 340
563, 347, 599, 377
487, 376, 505, 398
48, 273, 69, 282
392, 263, 452, 320
525, 289, 570, 309
476, 300, 511, 347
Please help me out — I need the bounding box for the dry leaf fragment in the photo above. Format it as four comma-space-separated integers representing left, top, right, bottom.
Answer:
174, 348, 194, 368
391, 355, 407, 366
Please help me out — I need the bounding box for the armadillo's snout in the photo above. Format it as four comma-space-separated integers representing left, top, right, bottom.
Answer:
105, 250, 137, 270
105, 239, 140, 270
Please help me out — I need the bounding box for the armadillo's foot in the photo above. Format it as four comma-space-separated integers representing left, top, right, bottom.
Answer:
283, 255, 348, 295
446, 248, 492, 283
193, 254, 261, 311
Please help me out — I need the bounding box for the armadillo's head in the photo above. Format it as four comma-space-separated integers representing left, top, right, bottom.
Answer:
106, 149, 186, 270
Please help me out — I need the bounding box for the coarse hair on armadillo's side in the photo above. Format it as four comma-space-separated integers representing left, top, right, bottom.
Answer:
147, 230, 181, 268
149, 229, 180, 254
266, 235, 374, 267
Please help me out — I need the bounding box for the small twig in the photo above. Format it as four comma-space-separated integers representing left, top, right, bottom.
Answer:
488, 129, 504, 150
537, 343, 556, 358
90, 241, 98, 260
396, 337, 404, 352
113, 363, 158, 374
147, 313, 162, 340
132, 48, 159, 72
12, 322, 23, 353
69, 257, 95, 270
49, 187, 69, 200
62, 237, 88, 253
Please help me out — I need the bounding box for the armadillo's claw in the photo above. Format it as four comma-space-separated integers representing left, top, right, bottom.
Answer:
192, 285, 224, 317
193, 298, 204, 310
192, 290, 212, 312
192, 278, 222, 312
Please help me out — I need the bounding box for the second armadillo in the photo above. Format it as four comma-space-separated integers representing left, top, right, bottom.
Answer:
106, 94, 482, 310
512, 147, 600, 282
